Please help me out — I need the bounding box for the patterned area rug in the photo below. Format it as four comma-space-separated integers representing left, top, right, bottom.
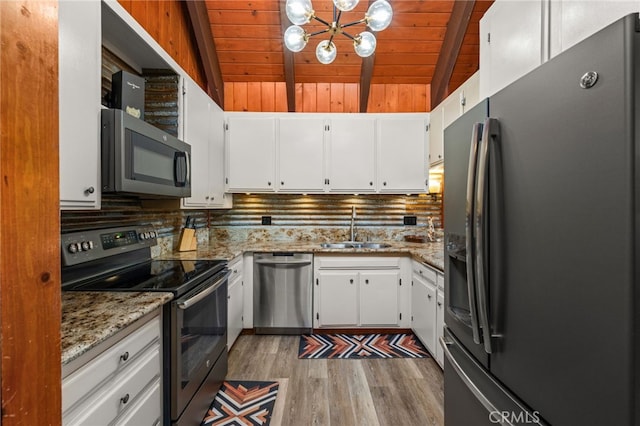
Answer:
201, 380, 279, 426
298, 333, 429, 359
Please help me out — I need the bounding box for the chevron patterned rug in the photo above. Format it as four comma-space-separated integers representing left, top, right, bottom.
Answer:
201, 380, 279, 426
298, 333, 429, 359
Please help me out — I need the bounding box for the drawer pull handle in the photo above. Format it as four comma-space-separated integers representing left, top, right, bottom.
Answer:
121, 394, 130, 404
120, 352, 129, 362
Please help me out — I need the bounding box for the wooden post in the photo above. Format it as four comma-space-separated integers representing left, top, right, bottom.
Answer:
0, 1, 61, 423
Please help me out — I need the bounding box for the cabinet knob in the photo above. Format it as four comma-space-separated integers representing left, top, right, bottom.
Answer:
427, 294, 432, 300
268, 181, 272, 186
365, 279, 369, 284
205, 196, 209, 200
120, 394, 130, 405
211, 195, 215, 200
369, 181, 373, 186
281, 181, 284, 186
350, 279, 354, 284
84, 186, 95, 195
120, 351, 129, 362
383, 182, 387, 186
437, 302, 442, 307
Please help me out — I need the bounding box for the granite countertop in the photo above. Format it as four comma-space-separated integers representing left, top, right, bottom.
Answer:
61, 291, 173, 366
166, 240, 444, 271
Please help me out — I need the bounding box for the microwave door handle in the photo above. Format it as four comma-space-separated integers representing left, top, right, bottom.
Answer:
174, 151, 187, 187
466, 122, 482, 345
185, 151, 191, 184
475, 117, 499, 354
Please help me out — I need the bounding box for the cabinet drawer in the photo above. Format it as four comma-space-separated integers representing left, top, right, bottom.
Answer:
228, 256, 243, 284
412, 261, 437, 285
112, 377, 162, 426
63, 317, 160, 413
64, 344, 160, 425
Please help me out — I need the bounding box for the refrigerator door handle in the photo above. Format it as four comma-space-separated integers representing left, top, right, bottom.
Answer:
475, 117, 499, 354
440, 336, 499, 415
465, 122, 483, 344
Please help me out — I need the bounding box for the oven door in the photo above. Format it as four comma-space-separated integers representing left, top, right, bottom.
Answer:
170, 269, 229, 422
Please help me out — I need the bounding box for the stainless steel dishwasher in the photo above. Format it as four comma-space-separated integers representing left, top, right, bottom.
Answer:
253, 252, 313, 334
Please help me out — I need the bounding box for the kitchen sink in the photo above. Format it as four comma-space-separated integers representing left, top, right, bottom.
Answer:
319, 242, 392, 249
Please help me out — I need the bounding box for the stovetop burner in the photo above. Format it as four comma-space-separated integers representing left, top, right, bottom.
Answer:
63, 259, 227, 294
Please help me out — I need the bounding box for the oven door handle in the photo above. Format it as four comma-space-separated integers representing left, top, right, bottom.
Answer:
177, 270, 231, 310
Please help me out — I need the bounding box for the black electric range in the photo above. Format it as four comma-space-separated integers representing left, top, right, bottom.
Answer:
60, 226, 226, 297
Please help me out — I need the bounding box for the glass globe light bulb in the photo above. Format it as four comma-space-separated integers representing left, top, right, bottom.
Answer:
286, 0, 313, 25
332, 0, 359, 12
284, 25, 308, 52
354, 31, 376, 57
316, 40, 337, 64
366, 0, 393, 32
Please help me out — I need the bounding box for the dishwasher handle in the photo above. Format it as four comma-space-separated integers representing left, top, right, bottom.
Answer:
255, 259, 312, 266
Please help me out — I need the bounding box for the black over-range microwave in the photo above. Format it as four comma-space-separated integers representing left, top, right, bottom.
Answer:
101, 108, 191, 198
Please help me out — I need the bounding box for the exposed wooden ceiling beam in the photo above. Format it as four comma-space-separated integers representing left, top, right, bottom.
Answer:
430, 0, 476, 108
279, 0, 296, 112
185, 0, 224, 107
359, 55, 375, 112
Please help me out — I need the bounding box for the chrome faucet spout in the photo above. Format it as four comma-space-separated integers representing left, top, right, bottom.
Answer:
350, 205, 357, 242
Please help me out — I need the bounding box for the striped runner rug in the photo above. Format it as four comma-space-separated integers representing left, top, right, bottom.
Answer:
201, 380, 279, 426
298, 333, 429, 359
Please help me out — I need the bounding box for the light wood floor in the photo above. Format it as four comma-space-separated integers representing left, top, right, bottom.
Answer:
227, 334, 444, 426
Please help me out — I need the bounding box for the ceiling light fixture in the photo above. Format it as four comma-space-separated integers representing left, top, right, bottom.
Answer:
283, 0, 393, 65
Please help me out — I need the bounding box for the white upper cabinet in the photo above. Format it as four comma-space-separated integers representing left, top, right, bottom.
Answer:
549, 1, 640, 58
429, 104, 444, 166
59, 0, 101, 210
377, 115, 428, 193
182, 77, 231, 209
278, 116, 327, 193
327, 116, 377, 193
225, 115, 277, 192
479, 0, 547, 98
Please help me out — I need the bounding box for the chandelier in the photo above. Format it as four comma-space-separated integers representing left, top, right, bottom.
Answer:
283, 0, 393, 64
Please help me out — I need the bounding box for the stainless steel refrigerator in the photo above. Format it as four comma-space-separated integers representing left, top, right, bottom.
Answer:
442, 13, 640, 426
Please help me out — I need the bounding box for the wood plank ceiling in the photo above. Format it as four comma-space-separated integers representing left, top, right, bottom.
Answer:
196, 0, 493, 111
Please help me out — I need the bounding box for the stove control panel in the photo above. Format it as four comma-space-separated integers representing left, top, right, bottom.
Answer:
61, 226, 158, 266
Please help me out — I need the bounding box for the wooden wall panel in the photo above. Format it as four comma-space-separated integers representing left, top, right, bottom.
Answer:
0, 1, 61, 423
225, 82, 432, 113
118, 0, 206, 88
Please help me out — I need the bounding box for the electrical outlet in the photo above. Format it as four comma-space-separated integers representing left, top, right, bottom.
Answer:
404, 216, 417, 225
261, 216, 272, 225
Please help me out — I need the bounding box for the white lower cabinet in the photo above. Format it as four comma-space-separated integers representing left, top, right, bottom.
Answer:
359, 271, 400, 326
62, 312, 162, 425
317, 271, 359, 327
436, 277, 445, 367
411, 260, 445, 367
227, 255, 244, 349
314, 256, 406, 328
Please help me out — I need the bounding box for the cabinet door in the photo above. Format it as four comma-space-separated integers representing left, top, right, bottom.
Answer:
479, 0, 546, 98
327, 117, 376, 192
436, 289, 445, 368
429, 105, 444, 166
227, 276, 243, 349
549, 1, 640, 58
59, 0, 101, 209
208, 102, 232, 207
182, 77, 212, 208
411, 274, 437, 355
317, 271, 358, 327
278, 117, 326, 192
359, 271, 400, 326
377, 116, 428, 193
226, 116, 276, 192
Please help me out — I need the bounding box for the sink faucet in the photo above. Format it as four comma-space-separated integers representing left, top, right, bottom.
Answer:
350, 205, 357, 242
